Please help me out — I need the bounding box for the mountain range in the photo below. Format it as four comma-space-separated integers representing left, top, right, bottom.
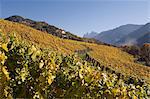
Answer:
83, 31, 98, 38
116, 23, 150, 46
84, 23, 150, 46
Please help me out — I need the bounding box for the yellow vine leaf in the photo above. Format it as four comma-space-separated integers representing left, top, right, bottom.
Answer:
2, 66, 10, 80
1, 43, 8, 52
133, 95, 138, 99
111, 88, 120, 96
48, 78, 52, 85
0, 52, 7, 64
39, 61, 44, 69
79, 69, 83, 79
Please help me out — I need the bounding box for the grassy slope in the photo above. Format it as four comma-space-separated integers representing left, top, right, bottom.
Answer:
0, 19, 150, 83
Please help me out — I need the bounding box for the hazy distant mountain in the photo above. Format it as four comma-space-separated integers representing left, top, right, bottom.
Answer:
83, 31, 98, 38
116, 23, 150, 46
93, 24, 142, 44
136, 33, 150, 45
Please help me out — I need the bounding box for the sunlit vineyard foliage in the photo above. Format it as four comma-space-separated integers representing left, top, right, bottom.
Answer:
0, 19, 150, 83
0, 33, 150, 98
0, 20, 150, 82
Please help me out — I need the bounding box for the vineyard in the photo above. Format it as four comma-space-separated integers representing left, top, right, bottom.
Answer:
88, 45, 150, 83
0, 19, 150, 98
0, 19, 150, 83
0, 31, 150, 98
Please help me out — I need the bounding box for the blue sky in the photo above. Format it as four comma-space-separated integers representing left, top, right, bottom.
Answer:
0, 0, 149, 36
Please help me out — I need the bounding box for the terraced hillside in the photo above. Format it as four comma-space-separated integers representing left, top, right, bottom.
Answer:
0, 19, 150, 83
5, 15, 98, 43
1, 36, 149, 98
